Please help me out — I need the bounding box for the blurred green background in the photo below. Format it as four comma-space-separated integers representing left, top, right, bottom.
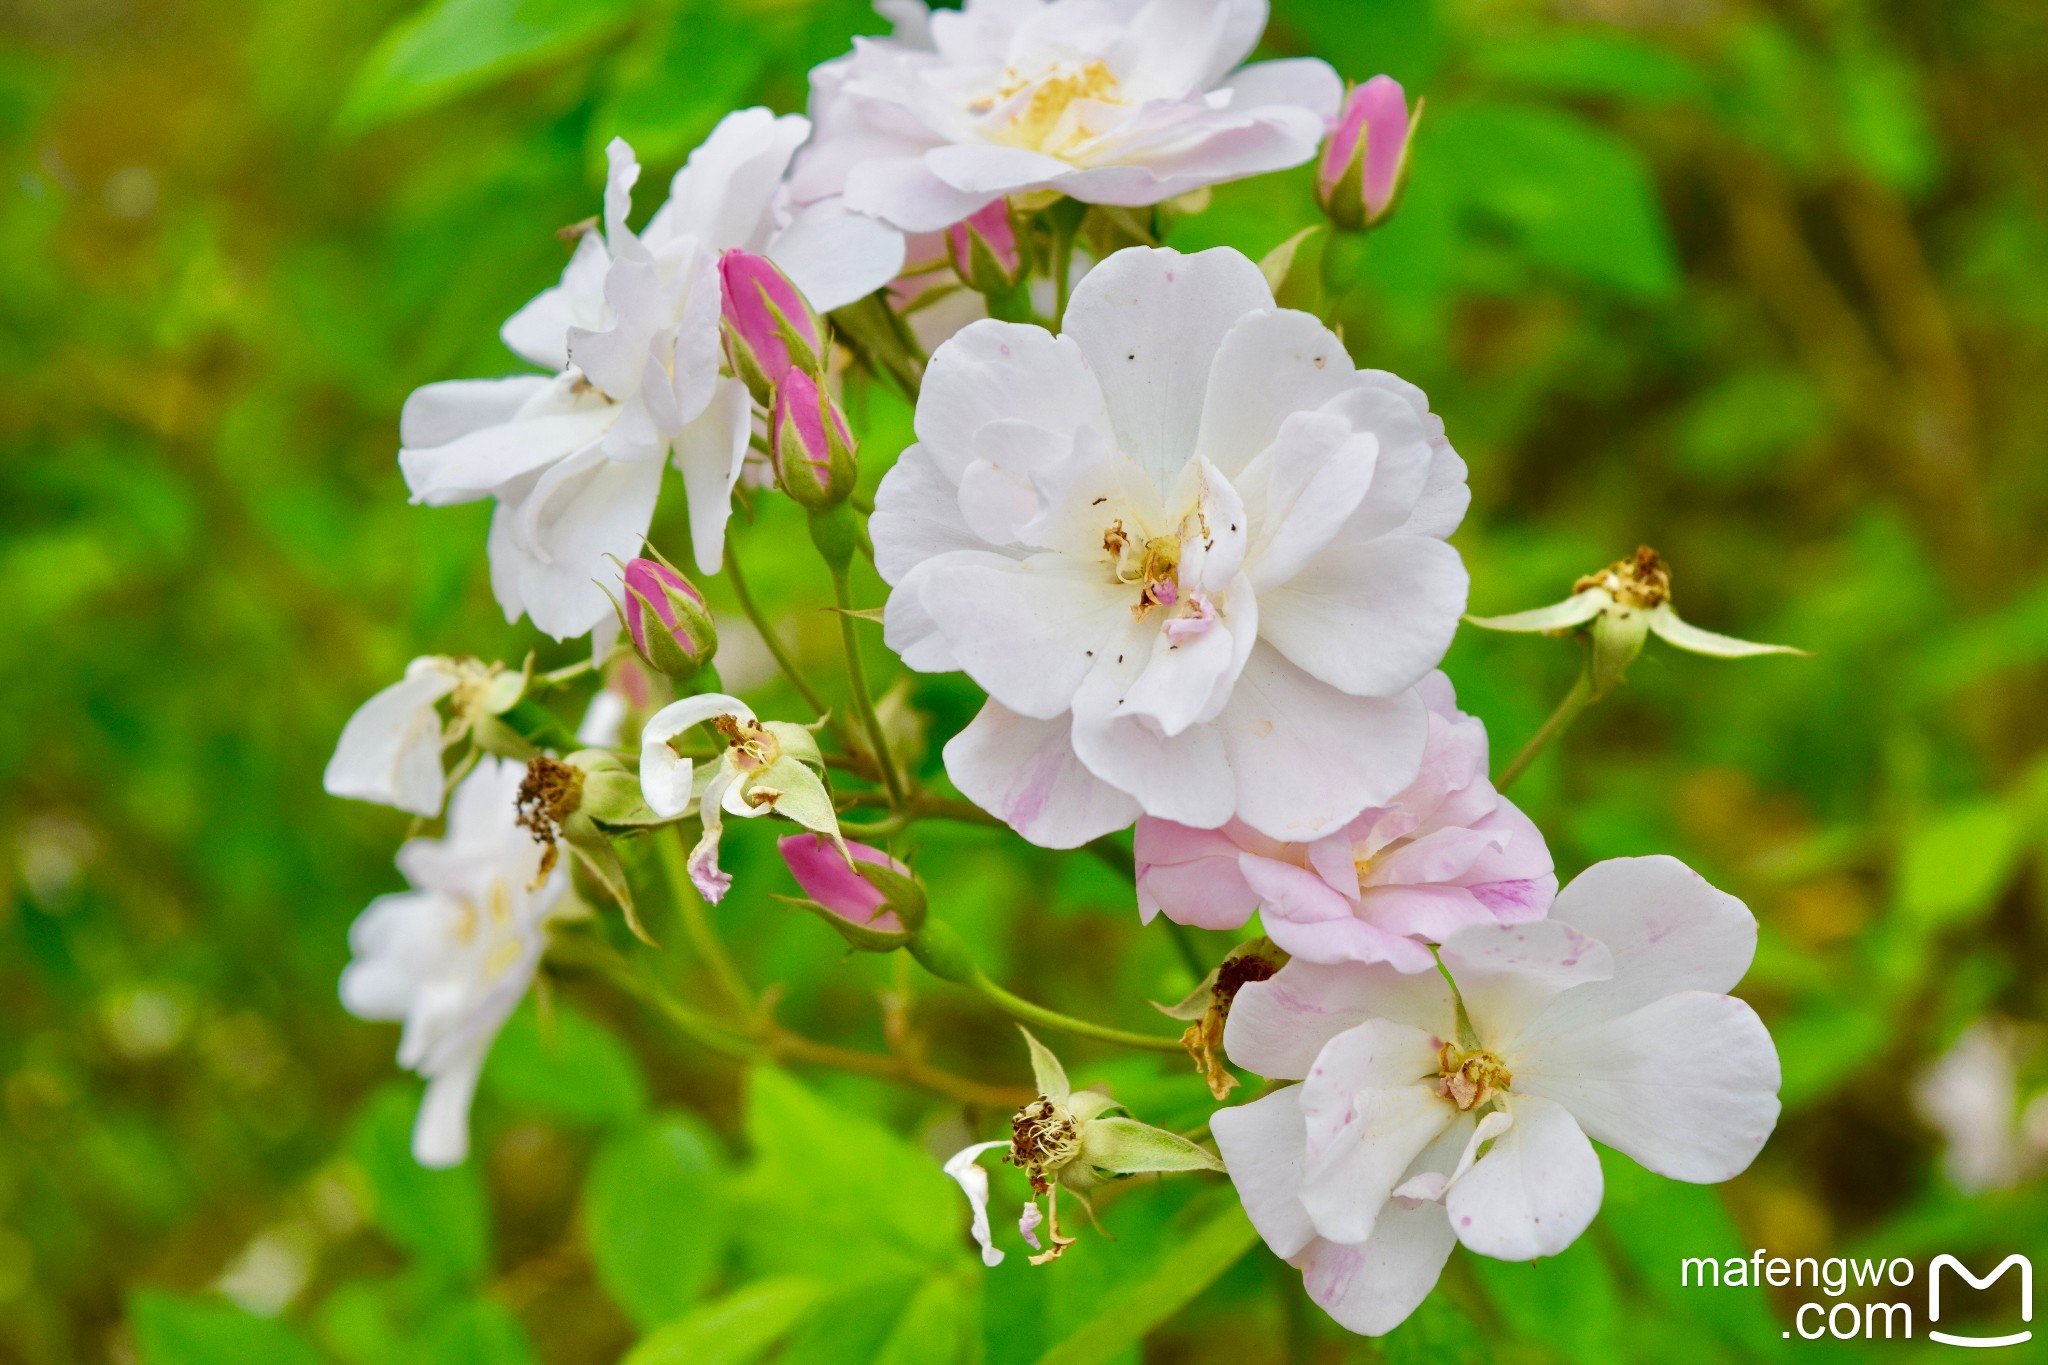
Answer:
5, 0, 2048, 1360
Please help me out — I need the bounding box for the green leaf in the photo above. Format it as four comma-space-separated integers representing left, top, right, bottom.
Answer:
623, 1277, 822, 1365
339, 0, 640, 133
130, 1291, 324, 1365
586, 1113, 731, 1330
415, 1298, 540, 1365
1026, 1199, 1257, 1365
875, 1272, 973, 1365
1432, 101, 1679, 298
735, 1069, 963, 1278
1897, 801, 2023, 928
348, 1086, 491, 1281
482, 1000, 648, 1128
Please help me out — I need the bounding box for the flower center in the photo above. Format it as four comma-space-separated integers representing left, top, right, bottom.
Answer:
1437, 1043, 1512, 1111
980, 59, 1123, 156
1103, 520, 1186, 619
709, 713, 780, 772
1575, 545, 1670, 610
515, 756, 584, 881
1006, 1096, 1081, 1194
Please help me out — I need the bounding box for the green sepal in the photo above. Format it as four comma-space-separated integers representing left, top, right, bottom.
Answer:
1019, 1027, 1070, 1103
561, 812, 656, 946
1075, 1117, 1224, 1180
851, 859, 927, 931
775, 894, 912, 953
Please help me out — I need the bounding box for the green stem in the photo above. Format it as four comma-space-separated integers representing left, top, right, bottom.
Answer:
1495, 666, 1595, 792
722, 540, 838, 733
840, 795, 1005, 841
654, 826, 756, 1019
966, 969, 1184, 1053
829, 559, 906, 808
550, 935, 759, 1060
1051, 222, 1075, 321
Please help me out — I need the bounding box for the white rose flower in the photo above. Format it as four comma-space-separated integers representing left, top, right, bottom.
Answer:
339, 758, 570, 1167
323, 656, 524, 817
793, 0, 1343, 232
1210, 856, 1782, 1336
399, 110, 905, 641
872, 244, 1470, 847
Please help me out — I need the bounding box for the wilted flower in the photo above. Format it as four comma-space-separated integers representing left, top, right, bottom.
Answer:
1317, 76, 1420, 231
396, 111, 902, 640
1211, 856, 1781, 1336
324, 657, 525, 817
1136, 673, 1553, 971
1153, 937, 1287, 1100
619, 557, 718, 681
770, 369, 859, 510
339, 758, 569, 1167
1468, 546, 1805, 696
873, 244, 1471, 848
792, 0, 1343, 232
639, 693, 845, 903
945, 1029, 1223, 1266
719, 249, 826, 403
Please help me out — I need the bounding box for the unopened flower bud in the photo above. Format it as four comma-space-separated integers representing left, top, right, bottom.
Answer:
1318, 76, 1421, 232
620, 557, 718, 681
778, 834, 920, 949
719, 250, 825, 404
770, 369, 858, 511
947, 200, 1023, 294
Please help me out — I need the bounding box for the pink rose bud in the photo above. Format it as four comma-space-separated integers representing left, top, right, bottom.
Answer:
620, 556, 718, 681
719, 249, 825, 404
1318, 76, 1422, 231
770, 369, 858, 511
779, 834, 921, 947
946, 200, 1023, 295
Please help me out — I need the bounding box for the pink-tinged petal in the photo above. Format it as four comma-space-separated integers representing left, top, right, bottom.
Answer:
1348, 884, 1494, 946
1364, 825, 1506, 889
1222, 56, 1346, 120
1297, 1074, 1452, 1246
778, 834, 908, 933
1220, 646, 1430, 842
1444, 1093, 1602, 1261
1241, 855, 1440, 971
1292, 1115, 1470, 1337
1527, 856, 1760, 1039
1018, 1200, 1043, 1251
1211, 1084, 1317, 1260
1225, 960, 1456, 1081
1514, 991, 1782, 1184
845, 153, 994, 234
1135, 820, 1259, 928
1437, 921, 1612, 1051
944, 701, 1142, 849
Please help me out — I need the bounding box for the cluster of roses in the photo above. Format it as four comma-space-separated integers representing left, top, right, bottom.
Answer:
321, 0, 1787, 1338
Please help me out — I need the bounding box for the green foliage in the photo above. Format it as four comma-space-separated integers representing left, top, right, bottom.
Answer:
5, 0, 2048, 1362
130, 1292, 324, 1365
483, 999, 650, 1128
585, 1113, 732, 1329
349, 1087, 492, 1281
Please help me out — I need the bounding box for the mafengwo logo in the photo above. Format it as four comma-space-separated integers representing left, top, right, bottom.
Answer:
1680, 1250, 2033, 1345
